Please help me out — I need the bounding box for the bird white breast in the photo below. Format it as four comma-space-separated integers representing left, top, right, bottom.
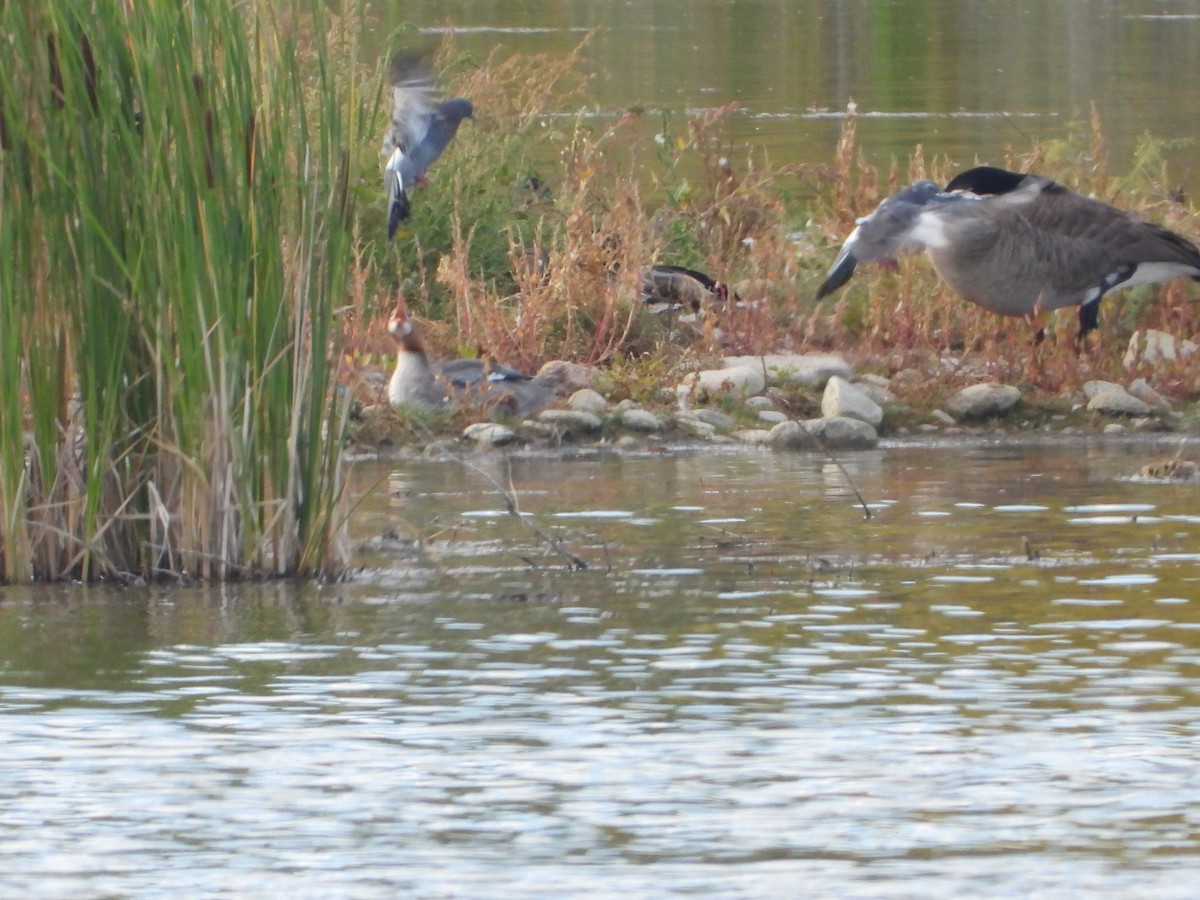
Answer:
388, 353, 445, 409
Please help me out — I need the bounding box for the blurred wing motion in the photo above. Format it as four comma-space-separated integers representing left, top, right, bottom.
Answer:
382, 51, 474, 238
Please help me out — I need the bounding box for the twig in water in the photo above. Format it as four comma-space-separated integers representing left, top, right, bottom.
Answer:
805, 424, 873, 519
753, 354, 873, 519
456, 456, 590, 570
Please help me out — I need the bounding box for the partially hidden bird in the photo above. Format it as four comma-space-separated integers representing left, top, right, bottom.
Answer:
382, 51, 474, 239
817, 165, 1200, 340
640, 265, 731, 310
387, 296, 555, 417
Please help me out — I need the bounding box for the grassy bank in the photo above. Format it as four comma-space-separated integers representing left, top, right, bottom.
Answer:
341, 43, 1200, 424
0, 1, 373, 582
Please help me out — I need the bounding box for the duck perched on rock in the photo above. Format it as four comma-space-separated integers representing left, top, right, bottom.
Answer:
382, 50, 474, 238
387, 296, 555, 417
818, 165, 1200, 339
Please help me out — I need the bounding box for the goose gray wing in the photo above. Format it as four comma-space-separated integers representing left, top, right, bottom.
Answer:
1020, 182, 1200, 283
948, 168, 1200, 300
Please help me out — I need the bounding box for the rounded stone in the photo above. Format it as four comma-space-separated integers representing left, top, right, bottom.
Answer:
568, 388, 609, 413
945, 383, 1021, 420
620, 408, 663, 432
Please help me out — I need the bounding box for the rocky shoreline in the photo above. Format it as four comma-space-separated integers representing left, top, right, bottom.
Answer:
352, 328, 1200, 480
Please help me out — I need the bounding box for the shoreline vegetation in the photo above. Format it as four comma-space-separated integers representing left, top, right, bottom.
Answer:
3, 3, 1198, 584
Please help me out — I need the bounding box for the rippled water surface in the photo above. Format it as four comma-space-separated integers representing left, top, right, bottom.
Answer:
3, 439, 1200, 896
382, 0, 1200, 194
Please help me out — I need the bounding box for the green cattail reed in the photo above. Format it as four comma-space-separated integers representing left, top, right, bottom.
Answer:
0, 1, 369, 582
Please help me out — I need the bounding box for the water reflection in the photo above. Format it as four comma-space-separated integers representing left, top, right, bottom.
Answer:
376, 0, 1200, 193
2, 440, 1200, 894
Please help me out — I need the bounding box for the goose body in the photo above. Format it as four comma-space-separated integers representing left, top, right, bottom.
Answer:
818, 166, 1200, 337
387, 299, 554, 416
382, 51, 474, 238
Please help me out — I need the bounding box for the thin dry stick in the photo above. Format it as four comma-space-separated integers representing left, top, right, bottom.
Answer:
750, 356, 874, 519
805, 425, 874, 520
455, 456, 590, 570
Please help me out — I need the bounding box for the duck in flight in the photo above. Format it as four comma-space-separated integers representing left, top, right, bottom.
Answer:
382, 50, 474, 238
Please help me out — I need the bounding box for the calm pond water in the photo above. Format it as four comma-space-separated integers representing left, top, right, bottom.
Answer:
3, 439, 1200, 895
384, 0, 1200, 194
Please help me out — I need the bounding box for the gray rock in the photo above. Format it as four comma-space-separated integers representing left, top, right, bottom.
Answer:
764, 420, 815, 450
732, 428, 772, 445
462, 422, 520, 447
745, 395, 775, 410
680, 365, 766, 400
691, 408, 737, 431
722, 353, 851, 389
1082, 379, 1126, 400
856, 373, 892, 389
568, 388, 608, 413
1087, 388, 1151, 416
1127, 377, 1171, 409
620, 408, 663, 432
822, 376, 884, 426
945, 383, 1021, 420
758, 410, 788, 424
930, 409, 956, 425
1132, 416, 1171, 433
536, 409, 603, 434
1102, 423, 1127, 435
802, 415, 879, 449
854, 379, 898, 406
673, 414, 718, 438
535, 360, 597, 395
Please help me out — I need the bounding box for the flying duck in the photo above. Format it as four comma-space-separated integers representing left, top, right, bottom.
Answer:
382, 51, 474, 239
817, 165, 1200, 339
387, 297, 555, 416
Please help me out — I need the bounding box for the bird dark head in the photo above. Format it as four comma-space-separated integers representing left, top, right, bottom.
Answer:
442, 98, 474, 123
945, 165, 1028, 196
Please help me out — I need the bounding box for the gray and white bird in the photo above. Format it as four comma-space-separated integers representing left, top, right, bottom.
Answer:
817, 166, 1200, 339
387, 296, 555, 417
382, 51, 474, 239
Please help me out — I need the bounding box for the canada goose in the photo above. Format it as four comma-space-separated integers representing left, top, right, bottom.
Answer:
382, 51, 474, 239
818, 166, 1200, 339
387, 297, 555, 416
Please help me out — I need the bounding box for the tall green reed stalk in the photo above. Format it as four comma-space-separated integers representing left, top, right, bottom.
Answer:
0, 1, 370, 582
